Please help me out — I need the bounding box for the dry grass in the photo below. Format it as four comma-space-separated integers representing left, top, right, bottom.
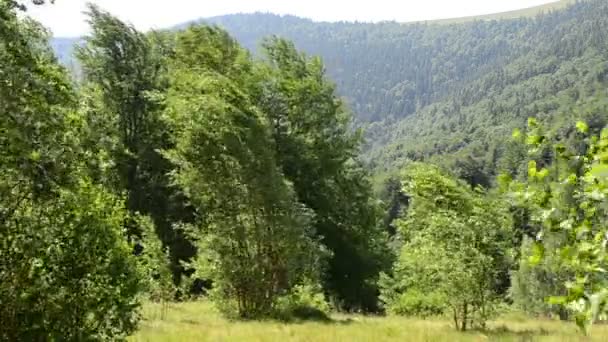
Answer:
129, 301, 608, 341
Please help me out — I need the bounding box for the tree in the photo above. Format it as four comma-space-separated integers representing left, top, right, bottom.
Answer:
379, 175, 409, 237
1, 182, 144, 341
51, 2, 608, 179
381, 164, 513, 330
505, 118, 608, 332
255, 37, 392, 311
8, 0, 53, 11
1, 3, 144, 339
510, 236, 572, 320
76, 3, 164, 215
163, 26, 324, 318
137, 215, 176, 320
450, 155, 491, 189
76, 4, 195, 284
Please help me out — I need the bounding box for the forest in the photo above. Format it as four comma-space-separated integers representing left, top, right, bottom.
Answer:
3, 0, 608, 340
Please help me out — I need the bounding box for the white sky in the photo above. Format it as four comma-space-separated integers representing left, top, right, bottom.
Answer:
27, 0, 559, 37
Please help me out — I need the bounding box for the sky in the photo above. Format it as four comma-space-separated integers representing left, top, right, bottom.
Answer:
27, 0, 559, 37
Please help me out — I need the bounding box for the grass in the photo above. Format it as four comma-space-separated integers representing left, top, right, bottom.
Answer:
416, 0, 579, 25
130, 301, 608, 341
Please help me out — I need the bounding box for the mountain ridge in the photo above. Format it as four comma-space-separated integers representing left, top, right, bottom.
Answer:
51, 0, 577, 39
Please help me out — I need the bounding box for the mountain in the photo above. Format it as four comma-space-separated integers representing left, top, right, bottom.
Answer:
51, 0, 608, 180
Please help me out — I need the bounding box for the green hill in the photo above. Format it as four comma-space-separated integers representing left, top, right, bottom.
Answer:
51, 0, 608, 181
197, 0, 608, 181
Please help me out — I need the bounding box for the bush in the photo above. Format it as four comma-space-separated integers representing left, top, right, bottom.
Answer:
0, 182, 145, 341
388, 289, 446, 317
135, 215, 176, 320
382, 164, 513, 331
274, 283, 331, 322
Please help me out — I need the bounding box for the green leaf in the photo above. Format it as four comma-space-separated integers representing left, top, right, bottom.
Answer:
512, 129, 521, 139
528, 160, 537, 178
528, 242, 544, 266
547, 296, 567, 305
29, 150, 41, 162
537, 168, 549, 180
590, 164, 608, 179
576, 121, 589, 134
526, 135, 543, 146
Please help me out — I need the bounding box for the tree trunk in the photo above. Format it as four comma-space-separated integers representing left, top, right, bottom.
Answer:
461, 302, 468, 331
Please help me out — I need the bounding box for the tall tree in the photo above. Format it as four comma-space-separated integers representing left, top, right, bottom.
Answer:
255, 37, 392, 311
76, 4, 195, 284
0, 2, 143, 339
163, 26, 324, 318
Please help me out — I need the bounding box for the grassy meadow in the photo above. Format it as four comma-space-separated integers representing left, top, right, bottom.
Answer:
420, 0, 577, 25
130, 302, 608, 341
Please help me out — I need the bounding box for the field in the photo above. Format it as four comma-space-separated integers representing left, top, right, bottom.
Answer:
130, 302, 608, 341
418, 0, 577, 25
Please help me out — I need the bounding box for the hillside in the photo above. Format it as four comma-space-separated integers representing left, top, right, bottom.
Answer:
51, 0, 608, 179
201, 0, 608, 179
426, 0, 576, 24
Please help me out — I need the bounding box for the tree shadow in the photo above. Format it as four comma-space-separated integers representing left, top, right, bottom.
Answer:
273, 306, 355, 325
474, 325, 553, 339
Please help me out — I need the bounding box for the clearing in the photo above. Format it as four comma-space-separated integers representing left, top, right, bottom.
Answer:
130, 302, 608, 341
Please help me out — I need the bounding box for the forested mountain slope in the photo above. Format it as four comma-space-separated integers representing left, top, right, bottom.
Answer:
51, 0, 607, 178
198, 0, 608, 178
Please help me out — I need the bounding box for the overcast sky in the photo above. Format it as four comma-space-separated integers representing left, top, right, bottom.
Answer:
27, 0, 559, 37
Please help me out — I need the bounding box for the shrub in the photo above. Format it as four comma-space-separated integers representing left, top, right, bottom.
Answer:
274, 283, 331, 322
382, 164, 513, 331
388, 289, 446, 317
0, 182, 145, 341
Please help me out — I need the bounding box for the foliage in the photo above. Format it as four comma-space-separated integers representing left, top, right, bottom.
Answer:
47, 7, 389, 319
504, 118, 608, 332
1, 3, 144, 340
0, 0, 76, 199
274, 282, 331, 322
76, 4, 196, 285
136, 215, 176, 319
382, 164, 513, 330
8, 0, 53, 11
52, 1, 608, 179
378, 278, 445, 317
163, 26, 325, 318
510, 237, 571, 319
256, 37, 393, 311
0, 182, 144, 341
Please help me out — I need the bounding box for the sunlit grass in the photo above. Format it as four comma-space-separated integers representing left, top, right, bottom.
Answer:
421, 0, 577, 25
129, 301, 608, 341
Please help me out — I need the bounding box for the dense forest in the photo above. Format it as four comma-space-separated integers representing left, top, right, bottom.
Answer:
53, 0, 608, 185
194, 0, 608, 185
4, 0, 608, 340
